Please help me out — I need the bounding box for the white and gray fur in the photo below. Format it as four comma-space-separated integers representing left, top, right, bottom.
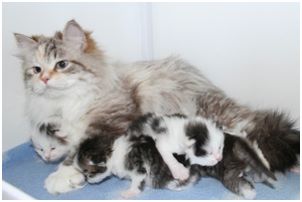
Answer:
31, 120, 69, 162
75, 134, 200, 199
76, 120, 276, 199
196, 133, 277, 199
14, 20, 299, 194
127, 113, 224, 180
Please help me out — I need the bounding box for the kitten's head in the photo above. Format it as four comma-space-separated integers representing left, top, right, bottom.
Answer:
76, 136, 114, 184
185, 117, 225, 166
14, 20, 105, 98
31, 124, 69, 162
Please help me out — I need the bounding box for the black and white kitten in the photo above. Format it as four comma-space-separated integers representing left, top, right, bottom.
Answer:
127, 113, 225, 180
75, 134, 200, 199
193, 133, 276, 199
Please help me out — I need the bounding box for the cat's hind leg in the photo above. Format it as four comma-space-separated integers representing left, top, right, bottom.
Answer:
224, 177, 256, 199
121, 174, 146, 199
222, 171, 256, 200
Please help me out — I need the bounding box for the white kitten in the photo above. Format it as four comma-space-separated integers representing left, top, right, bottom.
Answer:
31, 122, 70, 162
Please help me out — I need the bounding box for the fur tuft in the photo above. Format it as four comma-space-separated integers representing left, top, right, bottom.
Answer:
248, 110, 300, 172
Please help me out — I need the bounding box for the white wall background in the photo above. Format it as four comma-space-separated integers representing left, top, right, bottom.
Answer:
2, 2, 299, 151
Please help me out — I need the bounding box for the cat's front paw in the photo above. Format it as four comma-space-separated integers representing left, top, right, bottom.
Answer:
171, 164, 190, 181
44, 164, 86, 194
120, 189, 141, 199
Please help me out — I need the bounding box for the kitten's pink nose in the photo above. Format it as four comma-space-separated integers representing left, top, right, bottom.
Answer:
214, 154, 222, 161
41, 76, 49, 84
45, 153, 51, 161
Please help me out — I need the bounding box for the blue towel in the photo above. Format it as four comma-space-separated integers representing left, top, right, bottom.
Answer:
2, 142, 300, 200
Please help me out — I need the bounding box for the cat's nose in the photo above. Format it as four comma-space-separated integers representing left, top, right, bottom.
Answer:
45, 154, 51, 161
41, 76, 50, 84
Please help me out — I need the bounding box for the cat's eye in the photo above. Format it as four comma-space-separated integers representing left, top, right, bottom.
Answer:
33, 66, 42, 74
51, 147, 55, 150
40, 148, 44, 152
56, 60, 69, 69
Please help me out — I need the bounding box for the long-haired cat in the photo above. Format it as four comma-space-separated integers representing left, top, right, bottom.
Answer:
15, 20, 298, 194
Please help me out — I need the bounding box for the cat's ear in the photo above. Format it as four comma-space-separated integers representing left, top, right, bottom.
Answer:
54, 131, 68, 139
63, 20, 87, 51
14, 33, 38, 50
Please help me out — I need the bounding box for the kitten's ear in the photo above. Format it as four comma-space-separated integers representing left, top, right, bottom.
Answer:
63, 20, 87, 51
14, 33, 38, 50
186, 139, 196, 147
54, 131, 68, 139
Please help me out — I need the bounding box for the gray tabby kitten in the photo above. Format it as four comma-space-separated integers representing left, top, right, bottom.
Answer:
14, 20, 298, 194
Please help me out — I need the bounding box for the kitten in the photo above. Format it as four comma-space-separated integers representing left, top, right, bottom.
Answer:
75, 134, 200, 199
193, 133, 277, 199
127, 113, 224, 180
31, 122, 69, 162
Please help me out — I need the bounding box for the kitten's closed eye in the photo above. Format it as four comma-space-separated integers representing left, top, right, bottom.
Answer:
195, 148, 207, 156
97, 162, 106, 167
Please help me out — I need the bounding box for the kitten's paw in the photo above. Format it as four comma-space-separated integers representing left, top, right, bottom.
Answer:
120, 189, 140, 199
166, 181, 184, 191
171, 165, 190, 181
239, 183, 256, 199
290, 166, 300, 173
44, 164, 86, 194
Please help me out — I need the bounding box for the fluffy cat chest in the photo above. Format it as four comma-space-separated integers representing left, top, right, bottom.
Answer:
27, 95, 91, 123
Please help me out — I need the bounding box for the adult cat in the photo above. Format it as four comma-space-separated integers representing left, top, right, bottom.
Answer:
14, 20, 299, 194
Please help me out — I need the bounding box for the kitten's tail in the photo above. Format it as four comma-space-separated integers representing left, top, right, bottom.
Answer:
248, 110, 300, 172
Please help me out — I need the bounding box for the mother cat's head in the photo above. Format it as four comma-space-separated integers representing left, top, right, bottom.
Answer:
14, 20, 109, 98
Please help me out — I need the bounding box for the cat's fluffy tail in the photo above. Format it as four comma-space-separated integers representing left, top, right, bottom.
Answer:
248, 110, 300, 172
196, 91, 299, 172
